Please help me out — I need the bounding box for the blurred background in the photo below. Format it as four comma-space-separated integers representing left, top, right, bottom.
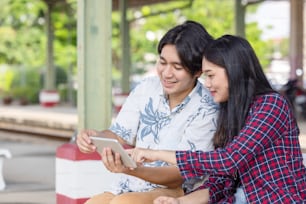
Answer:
0, 0, 302, 108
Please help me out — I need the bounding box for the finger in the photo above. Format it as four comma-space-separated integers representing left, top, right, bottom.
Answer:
101, 148, 110, 168
114, 152, 123, 166
76, 139, 90, 153
105, 148, 117, 171
77, 137, 96, 153
83, 131, 93, 144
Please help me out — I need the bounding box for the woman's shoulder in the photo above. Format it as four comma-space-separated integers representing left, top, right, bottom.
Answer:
254, 92, 289, 107
256, 92, 284, 100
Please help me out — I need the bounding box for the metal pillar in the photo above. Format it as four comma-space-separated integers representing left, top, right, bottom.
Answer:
77, 0, 112, 130
235, 0, 246, 38
120, 0, 131, 93
289, 0, 304, 81
45, 2, 55, 90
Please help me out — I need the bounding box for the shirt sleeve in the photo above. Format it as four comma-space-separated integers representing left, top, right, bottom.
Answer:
109, 78, 155, 145
197, 174, 237, 204
176, 94, 293, 179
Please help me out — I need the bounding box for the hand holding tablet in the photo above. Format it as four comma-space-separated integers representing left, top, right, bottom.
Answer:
90, 136, 137, 168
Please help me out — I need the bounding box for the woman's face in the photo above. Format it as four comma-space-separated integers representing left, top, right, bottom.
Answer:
202, 58, 229, 103
157, 44, 201, 99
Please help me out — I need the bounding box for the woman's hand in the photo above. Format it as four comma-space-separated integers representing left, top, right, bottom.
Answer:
127, 148, 177, 165
127, 148, 158, 164
76, 129, 98, 153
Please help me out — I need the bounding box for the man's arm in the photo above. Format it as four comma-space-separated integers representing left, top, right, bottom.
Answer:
96, 129, 130, 146
124, 165, 183, 188
102, 148, 183, 188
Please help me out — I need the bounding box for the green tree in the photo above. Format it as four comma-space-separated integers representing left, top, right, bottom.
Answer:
0, 0, 77, 103
111, 0, 274, 87
0, 0, 77, 77
0, 0, 277, 96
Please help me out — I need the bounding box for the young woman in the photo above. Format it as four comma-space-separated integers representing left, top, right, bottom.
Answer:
76, 21, 219, 204
129, 35, 306, 203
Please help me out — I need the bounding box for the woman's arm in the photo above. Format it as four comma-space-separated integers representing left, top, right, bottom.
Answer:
127, 148, 177, 165
177, 94, 293, 179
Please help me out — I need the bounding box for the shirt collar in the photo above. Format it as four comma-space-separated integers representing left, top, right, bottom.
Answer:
159, 79, 202, 113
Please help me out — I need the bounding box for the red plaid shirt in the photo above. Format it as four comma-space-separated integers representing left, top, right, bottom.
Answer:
176, 93, 306, 203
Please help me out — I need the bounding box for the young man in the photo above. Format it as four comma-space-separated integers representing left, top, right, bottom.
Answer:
76, 20, 218, 204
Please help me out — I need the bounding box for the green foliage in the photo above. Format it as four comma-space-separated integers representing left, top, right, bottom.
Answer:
245, 22, 271, 69
0, 65, 40, 103
277, 38, 289, 58
0, 65, 15, 92
11, 85, 39, 104
10, 66, 41, 103
120, 0, 274, 77
0, 0, 281, 98
0, 0, 76, 78
0, 0, 46, 66
40, 66, 68, 87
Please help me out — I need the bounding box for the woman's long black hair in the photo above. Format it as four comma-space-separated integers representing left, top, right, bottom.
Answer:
203, 35, 275, 148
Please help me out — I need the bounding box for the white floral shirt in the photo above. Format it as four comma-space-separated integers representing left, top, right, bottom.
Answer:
108, 76, 218, 194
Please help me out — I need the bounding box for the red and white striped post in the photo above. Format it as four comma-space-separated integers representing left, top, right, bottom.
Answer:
39, 90, 60, 107
56, 143, 118, 204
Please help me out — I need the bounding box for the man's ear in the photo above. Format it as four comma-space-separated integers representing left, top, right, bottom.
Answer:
194, 70, 203, 78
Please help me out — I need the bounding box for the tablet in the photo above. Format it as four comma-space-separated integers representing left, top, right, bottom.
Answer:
90, 136, 137, 168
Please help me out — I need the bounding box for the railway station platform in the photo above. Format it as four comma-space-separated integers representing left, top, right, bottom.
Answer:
0, 103, 305, 204
0, 103, 78, 139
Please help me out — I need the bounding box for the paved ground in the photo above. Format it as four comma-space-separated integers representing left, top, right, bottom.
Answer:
0, 131, 67, 204
0, 104, 305, 204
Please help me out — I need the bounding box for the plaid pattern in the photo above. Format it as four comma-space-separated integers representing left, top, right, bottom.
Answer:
176, 93, 306, 203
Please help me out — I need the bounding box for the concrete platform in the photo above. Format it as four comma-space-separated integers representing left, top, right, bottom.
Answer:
0, 130, 66, 204
0, 104, 77, 138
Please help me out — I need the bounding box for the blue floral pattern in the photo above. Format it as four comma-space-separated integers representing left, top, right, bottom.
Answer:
108, 76, 219, 194
139, 97, 169, 143
109, 123, 132, 142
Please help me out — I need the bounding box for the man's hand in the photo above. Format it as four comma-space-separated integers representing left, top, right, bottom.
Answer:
76, 129, 98, 153
101, 147, 130, 173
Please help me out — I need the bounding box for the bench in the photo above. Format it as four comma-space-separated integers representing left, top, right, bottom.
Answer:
0, 149, 12, 190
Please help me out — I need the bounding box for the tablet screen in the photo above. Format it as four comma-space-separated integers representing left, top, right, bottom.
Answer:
90, 136, 137, 168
